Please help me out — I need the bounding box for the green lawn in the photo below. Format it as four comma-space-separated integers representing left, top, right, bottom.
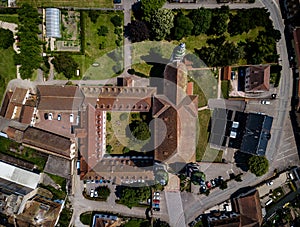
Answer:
189, 70, 218, 103
39, 184, 66, 200
131, 41, 174, 77
0, 47, 16, 104
16, 0, 113, 7
106, 112, 149, 154
0, 137, 48, 171
79, 11, 124, 80
196, 110, 223, 162
80, 212, 92, 225
0, 14, 19, 23
46, 173, 67, 191
221, 80, 230, 99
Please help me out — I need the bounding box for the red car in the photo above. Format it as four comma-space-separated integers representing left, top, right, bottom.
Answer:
153, 200, 160, 204
206, 181, 212, 189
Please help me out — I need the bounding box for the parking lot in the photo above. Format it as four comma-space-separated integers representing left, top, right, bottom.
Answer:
34, 110, 78, 138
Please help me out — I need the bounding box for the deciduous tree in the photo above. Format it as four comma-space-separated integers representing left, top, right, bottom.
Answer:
173, 13, 194, 40
150, 8, 174, 40
248, 155, 269, 177
189, 8, 212, 35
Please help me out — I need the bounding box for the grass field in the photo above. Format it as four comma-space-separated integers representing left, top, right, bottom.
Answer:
16, 0, 113, 8
78, 11, 123, 80
221, 80, 230, 99
106, 112, 149, 154
189, 69, 218, 103
131, 41, 174, 77
0, 14, 19, 23
196, 110, 223, 162
0, 47, 16, 104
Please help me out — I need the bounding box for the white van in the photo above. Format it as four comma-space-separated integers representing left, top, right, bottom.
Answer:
265, 199, 273, 206
70, 114, 74, 123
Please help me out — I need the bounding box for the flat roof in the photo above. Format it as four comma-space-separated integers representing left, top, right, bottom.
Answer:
0, 161, 40, 189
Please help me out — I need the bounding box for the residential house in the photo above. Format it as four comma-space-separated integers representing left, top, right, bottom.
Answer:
244, 65, 270, 93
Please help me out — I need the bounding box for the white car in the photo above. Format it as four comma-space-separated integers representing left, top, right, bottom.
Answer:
70, 114, 74, 123
48, 113, 53, 120
90, 189, 94, 197
266, 181, 273, 186
57, 114, 61, 121
153, 196, 160, 200
154, 191, 160, 196
261, 100, 271, 105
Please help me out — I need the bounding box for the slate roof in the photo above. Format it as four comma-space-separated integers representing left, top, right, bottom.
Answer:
240, 113, 273, 156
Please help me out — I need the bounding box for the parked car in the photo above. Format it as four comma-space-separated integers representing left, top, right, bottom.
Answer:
44, 113, 48, 120
153, 199, 160, 204
206, 181, 212, 189
200, 185, 207, 193
211, 179, 216, 187
154, 191, 160, 196
90, 189, 94, 197
113, 0, 121, 3
153, 196, 160, 200
48, 113, 53, 120
153, 203, 160, 208
153, 207, 160, 211
57, 114, 62, 121
189, 221, 196, 227
266, 181, 274, 186
261, 100, 271, 105
195, 215, 202, 222
70, 114, 74, 123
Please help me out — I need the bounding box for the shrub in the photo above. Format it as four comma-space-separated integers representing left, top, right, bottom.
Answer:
111, 15, 122, 27
97, 26, 108, 36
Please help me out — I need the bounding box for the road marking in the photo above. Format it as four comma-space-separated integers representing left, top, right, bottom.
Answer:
276, 153, 298, 161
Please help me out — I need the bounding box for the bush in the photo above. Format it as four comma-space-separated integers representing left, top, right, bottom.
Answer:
0, 28, 14, 49
128, 68, 135, 75
129, 120, 151, 141
97, 26, 108, 36
106, 144, 112, 153
111, 15, 122, 27
95, 186, 111, 199
107, 112, 111, 121
120, 113, 128, 121
99, 41, 106, 50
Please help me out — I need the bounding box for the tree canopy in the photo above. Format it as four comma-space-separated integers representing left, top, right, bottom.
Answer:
173, 13, 194, 40
208, 6, 229, 35
129, 120, 151, 141
189, 8, 212, 35
111, 15, 122, 27
118, 186, 150, 208
15, 4, 42, 79
150, 8, 174, 40
141, 0, 166, 22
126, 20, 150, 43
248, 155, 269, 177
0, 28, 14, 49
51, 54, 79, 80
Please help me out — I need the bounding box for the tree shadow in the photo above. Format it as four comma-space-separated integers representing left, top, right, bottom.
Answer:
233, 151, 251, 172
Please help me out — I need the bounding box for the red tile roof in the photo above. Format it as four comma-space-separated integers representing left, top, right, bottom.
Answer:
232, 190, 263, 227
22, 127, 72, 159
37, 85, 84, 111
20, 106, 34, 124
245, 65, 270, 92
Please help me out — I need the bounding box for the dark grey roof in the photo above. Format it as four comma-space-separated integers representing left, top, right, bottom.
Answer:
210, 108, 231, 147
240, 113, 273, 156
